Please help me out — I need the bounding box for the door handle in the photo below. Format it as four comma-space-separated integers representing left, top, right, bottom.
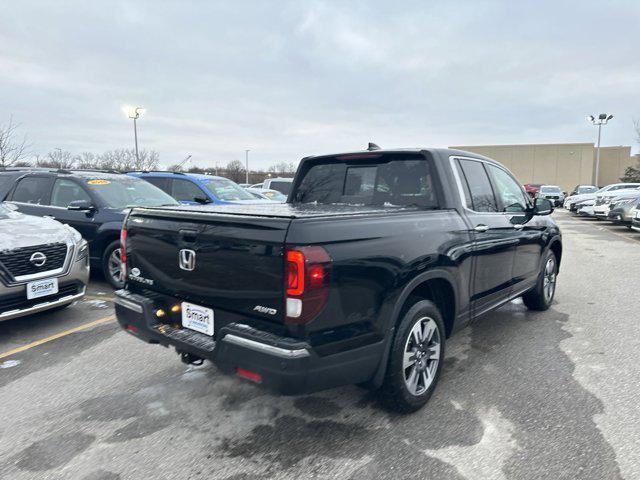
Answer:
513, 224, 524, 230
474, 224, 489, 232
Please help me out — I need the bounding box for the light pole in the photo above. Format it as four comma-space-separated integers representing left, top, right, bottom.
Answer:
587, 113, 613, 187
123, 106, 145, 163
245, 149, 250, 184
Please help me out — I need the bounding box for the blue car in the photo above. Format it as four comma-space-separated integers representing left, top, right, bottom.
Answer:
127, 171, 269, 205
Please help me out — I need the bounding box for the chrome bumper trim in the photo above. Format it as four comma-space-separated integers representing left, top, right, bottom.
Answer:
223, 334, 310, 359
0, 287, 86, 321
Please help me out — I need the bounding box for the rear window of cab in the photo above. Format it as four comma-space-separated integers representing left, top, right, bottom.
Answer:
293, 154, 439, 208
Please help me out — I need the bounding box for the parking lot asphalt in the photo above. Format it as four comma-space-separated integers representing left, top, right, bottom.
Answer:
0, 210, 639, 480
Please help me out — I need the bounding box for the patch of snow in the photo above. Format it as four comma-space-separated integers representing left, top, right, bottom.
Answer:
1, 359, 21, 369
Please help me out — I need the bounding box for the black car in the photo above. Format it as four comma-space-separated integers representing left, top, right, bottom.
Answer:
0, 168, 178, 288
115, 148, 561, 413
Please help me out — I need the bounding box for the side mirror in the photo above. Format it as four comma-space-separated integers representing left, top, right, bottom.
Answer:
67, 200, 95, 211
533, 197, 553, 216
193, 196, 212, 205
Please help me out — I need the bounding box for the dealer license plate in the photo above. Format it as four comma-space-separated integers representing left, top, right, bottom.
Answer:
26, 278, 58, 300
182, 302, 214, 336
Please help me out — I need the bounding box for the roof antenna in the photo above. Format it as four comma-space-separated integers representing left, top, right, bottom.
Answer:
367, 142, 381, 151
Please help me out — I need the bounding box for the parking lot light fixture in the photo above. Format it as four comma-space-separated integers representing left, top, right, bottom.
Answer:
587, 113, 614, 187
123, 106, 145, 163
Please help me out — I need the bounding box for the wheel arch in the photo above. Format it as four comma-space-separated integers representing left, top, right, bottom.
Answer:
549, 237, 562, 270
370, 269, 459, 388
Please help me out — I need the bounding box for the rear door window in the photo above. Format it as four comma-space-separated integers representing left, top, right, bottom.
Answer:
171, 179, 207, 202
143, 176, 171, 194
10, 176, 54, 205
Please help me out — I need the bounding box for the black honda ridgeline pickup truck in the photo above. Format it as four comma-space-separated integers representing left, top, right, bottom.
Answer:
115, 148, 561, 412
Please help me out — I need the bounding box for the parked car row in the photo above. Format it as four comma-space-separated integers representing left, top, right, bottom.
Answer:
563, 182, 640, 229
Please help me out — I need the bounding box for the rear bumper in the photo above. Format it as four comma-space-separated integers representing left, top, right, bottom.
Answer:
114, 290, 382, 395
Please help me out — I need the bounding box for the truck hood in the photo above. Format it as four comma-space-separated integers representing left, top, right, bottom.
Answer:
0, 211, 73, 252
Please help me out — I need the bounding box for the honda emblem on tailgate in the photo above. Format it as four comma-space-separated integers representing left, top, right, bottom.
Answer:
179, 249, 196, 271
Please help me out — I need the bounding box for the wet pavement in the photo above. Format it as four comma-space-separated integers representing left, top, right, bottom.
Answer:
0, 211, 639, 479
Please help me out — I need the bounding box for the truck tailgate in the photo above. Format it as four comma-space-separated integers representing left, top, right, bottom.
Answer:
125, 209, 290, 322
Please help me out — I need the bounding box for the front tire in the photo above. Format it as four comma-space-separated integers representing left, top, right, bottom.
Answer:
380, 300, 445, 413
102, 240, 124, 289
522, 251, 557, 311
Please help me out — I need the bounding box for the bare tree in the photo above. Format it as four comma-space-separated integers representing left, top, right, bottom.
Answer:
75, 152, 99, 169
37, 149, 76, 169
267, 161, 297, 175
187, 165, 206, 174
96, 148, 159, 171
225, 159, 245, 183
0, 116, 30, 167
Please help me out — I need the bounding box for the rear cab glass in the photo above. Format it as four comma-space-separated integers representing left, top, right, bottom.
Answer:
269, 180, 293, 195
293, 153, 439, 208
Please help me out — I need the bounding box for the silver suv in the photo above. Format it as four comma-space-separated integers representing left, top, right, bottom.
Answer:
0, 202, 89, 321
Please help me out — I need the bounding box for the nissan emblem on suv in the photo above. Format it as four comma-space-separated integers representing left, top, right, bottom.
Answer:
29, 252, 47, 267
179, 249, 196, 271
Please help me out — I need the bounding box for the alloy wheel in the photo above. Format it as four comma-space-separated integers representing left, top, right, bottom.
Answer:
402, 317, 441, 396
108, 248, 124, 285
543, 257, 556, 302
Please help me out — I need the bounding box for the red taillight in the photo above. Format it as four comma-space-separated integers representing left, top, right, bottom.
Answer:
285, 246, 331, 324
120, 228, 127, 278
236, 367, 262, 383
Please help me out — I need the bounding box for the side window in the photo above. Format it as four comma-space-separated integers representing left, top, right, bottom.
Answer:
11, 176, 53, 205
144, 177, 171, 194
51, 179, 92, 207
171, 179, 206, 202
485, 164, 529, 212
454, 160, 473, 209
457, 160, 498, 212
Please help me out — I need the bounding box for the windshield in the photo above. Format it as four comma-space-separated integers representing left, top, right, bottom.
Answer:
294, 155, 438, 208
577, 186, 597, 194
85, 177, 178, 209
261, 190, 287, 201
540, 186, 562, 193
201, 178, 255, 201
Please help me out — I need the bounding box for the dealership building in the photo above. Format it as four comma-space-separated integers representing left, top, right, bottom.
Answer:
450, 142, 637, 192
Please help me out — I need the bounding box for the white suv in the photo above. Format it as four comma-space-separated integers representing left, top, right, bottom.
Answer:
565, 183, 640, 212
593, 186, 640, 218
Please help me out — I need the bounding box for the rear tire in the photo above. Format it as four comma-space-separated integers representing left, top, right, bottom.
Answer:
379, 300, 445, 413
102, 240, 124, 289
522, 251, 557, 311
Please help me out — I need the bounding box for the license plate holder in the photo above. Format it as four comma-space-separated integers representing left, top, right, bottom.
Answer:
26, 278, 59, 300
181, 302, 214, 336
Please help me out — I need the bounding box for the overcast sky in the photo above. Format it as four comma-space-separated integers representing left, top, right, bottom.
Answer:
1, 1, 638, 169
